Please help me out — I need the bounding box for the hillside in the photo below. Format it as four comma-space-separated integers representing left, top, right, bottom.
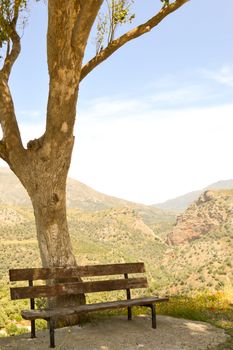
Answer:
0, 176, 232, 340
0, 167, 131, 210
154, 179, 233, 212
0, 167, 175, 284
158, 189, 233, 293
0, 206, 168, 281
0, 167, 174, 227
0, 167, 232, 295
0, 200, 232, 295
167, 189, 233, 245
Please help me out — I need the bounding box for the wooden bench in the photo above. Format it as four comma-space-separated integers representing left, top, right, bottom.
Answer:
9, 262, 169, 348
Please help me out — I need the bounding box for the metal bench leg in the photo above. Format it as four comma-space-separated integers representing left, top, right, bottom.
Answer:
31, 320, 36, 338
151, 304, 156, 329
48, 319, 55, 348
127, 306, 132, 320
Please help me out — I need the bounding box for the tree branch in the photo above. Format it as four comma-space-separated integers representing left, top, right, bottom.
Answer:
80, 0, 189, 81
0, 3, 24, 166
71, 0, 104, 61
0, 75, 24, 164
1, 29, 21, 81
0, 5, 21, 81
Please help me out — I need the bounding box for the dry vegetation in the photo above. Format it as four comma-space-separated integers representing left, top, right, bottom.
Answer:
0, 171, 232, 347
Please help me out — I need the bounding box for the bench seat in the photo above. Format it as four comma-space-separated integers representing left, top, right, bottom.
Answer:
21, 296, 169, 320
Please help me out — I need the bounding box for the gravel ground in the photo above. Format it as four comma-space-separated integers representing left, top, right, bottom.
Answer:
0, 315, 229, 350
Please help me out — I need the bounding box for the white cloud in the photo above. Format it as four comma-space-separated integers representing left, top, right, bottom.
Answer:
79, 97, 149, 120
18, 110, 42, 118
147, 66, 233, 109
149, 85, 208, 106
71, 99, 233, 204
202, 65, 233, 87
1, 87, 233, 204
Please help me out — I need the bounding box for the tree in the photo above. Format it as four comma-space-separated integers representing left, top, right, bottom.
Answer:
0, 0, 189, 314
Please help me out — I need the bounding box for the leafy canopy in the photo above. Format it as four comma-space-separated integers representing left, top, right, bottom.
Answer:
0, 0, 172, 58
0, 0, 27, 47
96, 0, 135, 54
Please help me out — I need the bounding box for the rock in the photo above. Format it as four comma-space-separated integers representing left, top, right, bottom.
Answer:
167, 189, 233, 245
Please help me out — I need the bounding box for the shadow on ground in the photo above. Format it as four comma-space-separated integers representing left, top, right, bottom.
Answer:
0, 315, 228, 350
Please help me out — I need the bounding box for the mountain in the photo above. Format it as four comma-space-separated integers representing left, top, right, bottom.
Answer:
167, 189, 233, 245
0, 169, 232, 296
66, 178, 132, 211
0, 167, 131, 210
153, 180, 233, 212
0, 194, 232, 295
0, 167, 175, 230
159, 189, 233, 293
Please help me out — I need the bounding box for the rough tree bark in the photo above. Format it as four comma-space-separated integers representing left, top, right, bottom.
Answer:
0, 0, 189, 325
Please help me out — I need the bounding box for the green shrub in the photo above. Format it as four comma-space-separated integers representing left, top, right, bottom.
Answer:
35, 319, 47, 330
5, 323, 18, 336
0, 312, 7, 328
5, 323, 28, 336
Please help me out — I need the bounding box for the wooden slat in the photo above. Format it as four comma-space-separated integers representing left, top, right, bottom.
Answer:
11, 277, 148, 300
73, 296, 169, 313
22, 307, 75, 320
21, 296, 169, 320
9, 263, 145, 281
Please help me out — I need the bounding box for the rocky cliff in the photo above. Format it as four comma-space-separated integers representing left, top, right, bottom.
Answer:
154, 179, 233, 212
167, 189, 233, 245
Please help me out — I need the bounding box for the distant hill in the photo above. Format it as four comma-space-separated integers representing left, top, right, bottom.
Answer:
66, 177, 132, 211
1, 166, 232, 295
153, 180, 233, 212
159, 189, 233, 293
0, 167, 175, 228
0, 167, 131, 210
0, 196, 232, 295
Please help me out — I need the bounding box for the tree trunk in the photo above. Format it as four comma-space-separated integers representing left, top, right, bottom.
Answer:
31, 181, 75, 268
31, 181, 86, 326
12, 139, 86, 326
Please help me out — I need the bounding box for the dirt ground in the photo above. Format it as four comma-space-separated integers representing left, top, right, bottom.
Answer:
0, 315, 228, 350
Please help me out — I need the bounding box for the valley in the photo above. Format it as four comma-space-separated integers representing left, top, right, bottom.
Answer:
0, 168, 233, 341
0, 168, 232, 295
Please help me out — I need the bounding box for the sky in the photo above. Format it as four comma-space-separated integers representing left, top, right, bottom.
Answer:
0, 0, 233, 204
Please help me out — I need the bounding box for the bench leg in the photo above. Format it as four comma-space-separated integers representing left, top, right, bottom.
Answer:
31, 320, 36, 338
48, 319, 55, 348
150, 304, 156, 329
127, 306, 132, 320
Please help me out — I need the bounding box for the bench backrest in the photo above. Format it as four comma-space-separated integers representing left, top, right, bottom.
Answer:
9, 262, 147, 300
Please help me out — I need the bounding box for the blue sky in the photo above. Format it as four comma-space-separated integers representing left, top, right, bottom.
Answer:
1, 0, 233, 204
